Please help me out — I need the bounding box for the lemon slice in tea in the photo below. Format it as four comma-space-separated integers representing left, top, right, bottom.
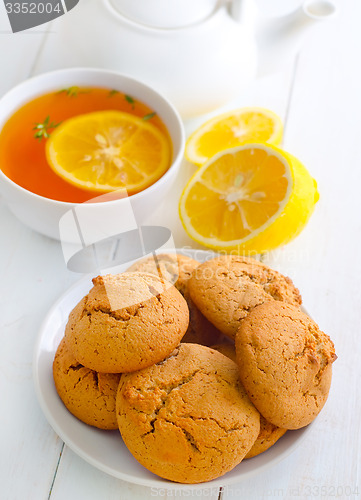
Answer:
179, 143, 319, 253
46, 111, 171, 194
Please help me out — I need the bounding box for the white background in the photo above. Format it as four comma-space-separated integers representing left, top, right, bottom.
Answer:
0, 0, 360, 499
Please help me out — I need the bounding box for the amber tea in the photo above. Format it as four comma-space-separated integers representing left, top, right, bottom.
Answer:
0, 87, 172, 203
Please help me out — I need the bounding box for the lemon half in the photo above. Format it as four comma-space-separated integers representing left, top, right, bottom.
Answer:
179, 143, 319, 254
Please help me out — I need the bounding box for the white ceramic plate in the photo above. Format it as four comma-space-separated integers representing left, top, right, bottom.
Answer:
33, 249, 311, 490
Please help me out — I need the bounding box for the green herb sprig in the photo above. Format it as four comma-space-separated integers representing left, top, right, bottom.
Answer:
57, 86, 90, 98
143, 112, 156, 121
125, 95, 135, 109
33, 116, 61, 141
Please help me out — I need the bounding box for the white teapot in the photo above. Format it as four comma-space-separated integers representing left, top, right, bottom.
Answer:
48, 0, 337, 117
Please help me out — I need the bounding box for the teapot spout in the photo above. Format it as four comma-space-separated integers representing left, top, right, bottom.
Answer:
257, 0, 337, 76
302, 0, 337, 20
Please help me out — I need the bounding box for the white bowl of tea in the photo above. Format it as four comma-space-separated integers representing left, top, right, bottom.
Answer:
0, 68, 185, 241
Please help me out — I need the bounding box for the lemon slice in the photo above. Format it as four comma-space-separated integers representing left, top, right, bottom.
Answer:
179, 143, 319, 253
46, 111, 171, 194
186, 107, 283, 165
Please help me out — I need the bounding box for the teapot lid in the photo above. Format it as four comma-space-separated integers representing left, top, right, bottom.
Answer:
108, 0, 218, 29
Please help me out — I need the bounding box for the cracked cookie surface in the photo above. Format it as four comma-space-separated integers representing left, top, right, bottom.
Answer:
53, 338, 121, 429
116, 343, 260, 484
188, 255, 302, 339
211, 342, 287, 458
127, 253, 222, 346
236, 302, 337, 429
64, 272, 189, 373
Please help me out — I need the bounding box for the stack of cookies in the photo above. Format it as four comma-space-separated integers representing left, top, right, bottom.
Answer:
53, 271, 189, 429
53, 253, 336, 484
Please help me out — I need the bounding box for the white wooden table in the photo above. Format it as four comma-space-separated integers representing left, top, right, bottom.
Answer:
1, 1, 360, 499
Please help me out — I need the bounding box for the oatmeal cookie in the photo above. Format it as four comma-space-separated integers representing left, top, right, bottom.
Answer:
236, 301, 336, 429
116, 343, 260, 483
64, 272, 189, 373
189, 255, 301, 339
53, 338, 121, 429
